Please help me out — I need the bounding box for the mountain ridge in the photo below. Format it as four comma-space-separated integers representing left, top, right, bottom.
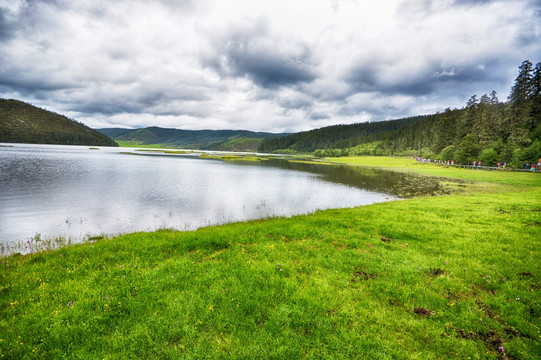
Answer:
97, 126, 289, 152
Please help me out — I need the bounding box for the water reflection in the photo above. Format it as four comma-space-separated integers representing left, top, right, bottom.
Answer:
0, 145, 389, 248
0, 145, 465, 251
253, 160, 460, 197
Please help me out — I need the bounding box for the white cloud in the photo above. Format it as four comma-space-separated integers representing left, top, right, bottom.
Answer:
0, 0, 539, 133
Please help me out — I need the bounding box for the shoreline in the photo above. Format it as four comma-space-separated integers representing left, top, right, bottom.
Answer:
1, 156, 539, 359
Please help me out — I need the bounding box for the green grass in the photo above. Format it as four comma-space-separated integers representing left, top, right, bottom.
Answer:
115, 140, 171, 149
326, 156, 540, 187
1, 157, 539, 359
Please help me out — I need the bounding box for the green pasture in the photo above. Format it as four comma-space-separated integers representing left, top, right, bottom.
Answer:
1, 157, 539, 359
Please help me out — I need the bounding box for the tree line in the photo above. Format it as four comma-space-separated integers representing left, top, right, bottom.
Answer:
259, 60, 541, 167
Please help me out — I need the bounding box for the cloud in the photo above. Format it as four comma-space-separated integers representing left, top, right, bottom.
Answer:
202, 18, 318, 88
0, 0, 539, 133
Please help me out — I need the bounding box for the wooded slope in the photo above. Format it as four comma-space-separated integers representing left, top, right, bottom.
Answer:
98, 127, 288, 152
0, 99, 118, 147
259, 60, 541, 167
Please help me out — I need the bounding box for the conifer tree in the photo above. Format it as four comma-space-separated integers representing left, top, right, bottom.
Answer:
509, 60, 533, 105
532, 62, 541, 120
507, 60, 536, 132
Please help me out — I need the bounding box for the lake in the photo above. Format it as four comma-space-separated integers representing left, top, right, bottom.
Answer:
0, 144, 451, 253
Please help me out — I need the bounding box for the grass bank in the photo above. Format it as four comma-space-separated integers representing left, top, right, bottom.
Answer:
115, 140, 170, 149
1, 157, 539, 359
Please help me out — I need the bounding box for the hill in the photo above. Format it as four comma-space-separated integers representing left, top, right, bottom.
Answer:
97, 127, 288, 152
258, 116, 428, 154
259, 59, 541, 167
0, 99, 118, 147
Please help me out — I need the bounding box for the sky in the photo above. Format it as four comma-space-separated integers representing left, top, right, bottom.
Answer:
0, 0, 540, 133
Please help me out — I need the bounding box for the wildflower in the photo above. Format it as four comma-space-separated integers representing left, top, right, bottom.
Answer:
67, 301, 73, 306
498, 346, 505, 353
516, 298, 520, 301
444, 261, 448, 264
119, 265, 123, 269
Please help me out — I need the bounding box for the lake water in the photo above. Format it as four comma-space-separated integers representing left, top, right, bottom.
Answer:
0, 144, 450, 252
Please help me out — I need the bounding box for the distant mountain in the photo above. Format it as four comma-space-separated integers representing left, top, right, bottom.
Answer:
0, 99, 118, 147
97, 126, 288, 152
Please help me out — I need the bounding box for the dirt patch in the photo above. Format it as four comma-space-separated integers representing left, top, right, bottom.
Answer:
414, 307, 431, 316
504, 325, 533, 340
351, 268, 376, 282
428, 268, 446, 277
455, 329, 506, 356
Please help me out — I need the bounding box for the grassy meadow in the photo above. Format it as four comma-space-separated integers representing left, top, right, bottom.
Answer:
0, 157, 539, 359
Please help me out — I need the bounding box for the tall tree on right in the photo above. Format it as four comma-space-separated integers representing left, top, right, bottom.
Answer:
509, 60, 534, 105
505, 60, 536, 145
531, 62, 541, 121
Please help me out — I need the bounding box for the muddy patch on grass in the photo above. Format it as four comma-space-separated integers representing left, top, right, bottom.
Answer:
428, 268, 446, 277
351, 268, 376, 282
455, 329, 510, 359
414, 307, 431, 316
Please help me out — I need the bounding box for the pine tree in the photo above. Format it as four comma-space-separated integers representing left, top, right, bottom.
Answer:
531, 62, 541, 120
509, 60, 533, 105
490, 90, 499, 105
508, 60, 536, 131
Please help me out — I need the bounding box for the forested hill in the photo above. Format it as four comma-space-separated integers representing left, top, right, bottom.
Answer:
0, 99, 118, 147
97, 127, 288, 152
258, 115, 429, 154
258, 59, 541, 167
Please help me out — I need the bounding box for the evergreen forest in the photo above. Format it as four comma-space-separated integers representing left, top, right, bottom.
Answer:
259, 60, 541, 167
0, 99, 118, 147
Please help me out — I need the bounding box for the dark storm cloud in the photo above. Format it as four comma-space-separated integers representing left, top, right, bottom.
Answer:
346, 61, 504, 96
0, 67, 77, 93
225, 47, 317, 87
204, 20, 318, 88
0, 8, 16, 40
